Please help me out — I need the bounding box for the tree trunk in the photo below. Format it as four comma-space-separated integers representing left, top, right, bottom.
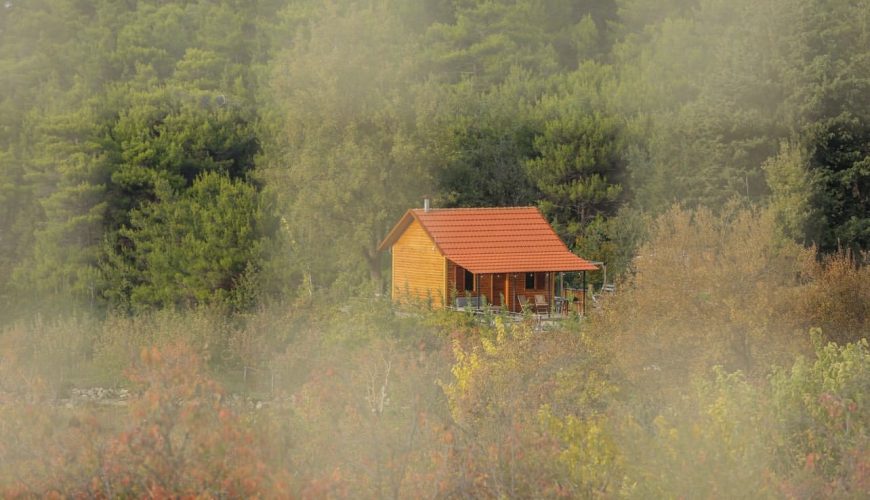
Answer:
365, 247, 383, 297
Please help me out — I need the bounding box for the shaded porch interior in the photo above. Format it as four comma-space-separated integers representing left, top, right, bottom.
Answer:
447, 260, 592, 316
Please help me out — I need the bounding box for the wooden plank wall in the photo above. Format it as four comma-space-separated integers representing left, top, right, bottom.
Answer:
513, 272, 555, 311
446, 260, 494, 306
446, 261, 467, 306
445, 266, 556, 312
391, 219, 446, 307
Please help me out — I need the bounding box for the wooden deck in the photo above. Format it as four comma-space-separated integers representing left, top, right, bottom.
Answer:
448, 300, 586, 330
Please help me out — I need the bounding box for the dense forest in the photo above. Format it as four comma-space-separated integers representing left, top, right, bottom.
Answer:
0, 0, 867, 497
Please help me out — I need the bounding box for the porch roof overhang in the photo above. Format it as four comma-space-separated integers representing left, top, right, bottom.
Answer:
448, 254, 597, 275
378, 207, 599, 275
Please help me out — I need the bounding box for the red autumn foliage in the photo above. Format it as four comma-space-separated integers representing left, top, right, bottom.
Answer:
0, 342, 292, 498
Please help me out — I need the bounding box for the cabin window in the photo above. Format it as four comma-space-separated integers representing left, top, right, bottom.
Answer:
464, 270, 474, 292
525, 272, 536, 289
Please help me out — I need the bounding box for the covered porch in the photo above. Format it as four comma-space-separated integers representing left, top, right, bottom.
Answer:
448, 261, 595, 317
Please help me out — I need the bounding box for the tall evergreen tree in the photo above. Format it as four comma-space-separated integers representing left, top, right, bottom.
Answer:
105, 172, 269, 310
265, 4, 432, 292
525, 66, 626, 244
0, 0, 284, 312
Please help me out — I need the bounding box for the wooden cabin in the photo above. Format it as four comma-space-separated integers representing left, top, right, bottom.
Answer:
377, 206, 598, 313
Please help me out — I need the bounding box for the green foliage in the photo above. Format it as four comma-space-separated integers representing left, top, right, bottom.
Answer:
264, 3, 433, 292
611, 0, 869, 252
12, 93, 112, 307
613, 334, 869, 499
3, 0, 868, 309
765, 140, 826, 244
107, 85, 259, 202
572, 207, 650, 281
0, 0, 283, 313
618, 368, 775, 498
104, 172, 269, 311
807, 115, 870, 252
422, 0, 617, 86
0, 2, 868, 493
769, 331, 870, 496
442, 316, 620, 496
428, 71, 542, 208
526, 66, 626, 244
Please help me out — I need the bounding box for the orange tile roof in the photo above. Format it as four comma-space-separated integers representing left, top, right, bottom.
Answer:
378, 207, 598, 274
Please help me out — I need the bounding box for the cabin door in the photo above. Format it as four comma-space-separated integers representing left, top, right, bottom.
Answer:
492, 274, 506, 307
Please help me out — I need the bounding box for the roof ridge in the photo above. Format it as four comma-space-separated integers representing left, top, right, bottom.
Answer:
412, 206, 538, 211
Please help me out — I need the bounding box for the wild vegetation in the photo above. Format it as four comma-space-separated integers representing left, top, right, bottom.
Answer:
0, 0, 867, 497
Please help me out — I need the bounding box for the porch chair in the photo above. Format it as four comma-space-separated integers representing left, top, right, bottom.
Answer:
533, 294, 549, 316
475, 294, 488, 311
516, 294, 531, 313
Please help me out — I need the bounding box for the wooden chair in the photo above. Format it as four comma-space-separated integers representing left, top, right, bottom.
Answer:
476, 294, 488, 311
489, 292, 509, 314
533, 294, 549, 315
553, 296, 566, 315
517, 294, 531, 313
591, 284, 615, 308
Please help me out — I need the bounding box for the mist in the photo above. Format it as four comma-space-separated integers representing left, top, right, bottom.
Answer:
0, 0, 867, 497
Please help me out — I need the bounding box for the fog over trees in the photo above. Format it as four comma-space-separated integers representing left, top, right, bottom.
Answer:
0, 1, 867, 497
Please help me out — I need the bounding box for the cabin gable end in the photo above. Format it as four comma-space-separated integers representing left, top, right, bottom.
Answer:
390, 219, 446, 307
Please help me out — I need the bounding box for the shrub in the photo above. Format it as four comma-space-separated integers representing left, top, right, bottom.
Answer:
100, 342, 290, 497
442, 317, 620, 497
797, 251, 870, 345
0, 342, 291, 497
615, 332, 869, 499
590, 204, 814, 397
0, 314, 98, 395
769, 331, 869, 497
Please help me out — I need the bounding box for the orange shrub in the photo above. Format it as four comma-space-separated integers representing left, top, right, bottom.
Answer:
99, 342, 291, 497
797, 250, 869, 345
590, 204, 814, 395
270, 333, 453, 498
0, 342, 292, 498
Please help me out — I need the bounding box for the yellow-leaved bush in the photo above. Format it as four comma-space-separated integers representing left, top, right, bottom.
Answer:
442, 316, 620, 497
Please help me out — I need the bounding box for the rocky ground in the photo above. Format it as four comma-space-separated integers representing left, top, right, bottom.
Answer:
49, 387, 286, 411
0, 379, 301, 414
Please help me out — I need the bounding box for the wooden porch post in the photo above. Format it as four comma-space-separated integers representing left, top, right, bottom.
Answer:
509, 274, 515, 313
582, 270, 587, 316
548, 272, 552, 316
475, 273, 480, 310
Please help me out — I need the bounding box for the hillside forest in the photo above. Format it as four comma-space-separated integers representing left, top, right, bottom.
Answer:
0, 0, 868, 497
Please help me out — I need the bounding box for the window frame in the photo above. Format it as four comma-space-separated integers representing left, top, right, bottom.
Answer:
525, 272, 536, 289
